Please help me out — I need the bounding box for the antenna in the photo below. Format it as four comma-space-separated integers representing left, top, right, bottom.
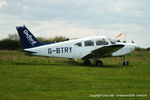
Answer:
125, 32, 126, 41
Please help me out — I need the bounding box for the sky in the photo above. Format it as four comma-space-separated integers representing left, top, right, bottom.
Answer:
0, 0, 150, 48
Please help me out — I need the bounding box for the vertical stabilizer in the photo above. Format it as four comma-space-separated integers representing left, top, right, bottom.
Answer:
16, 25, 43, 49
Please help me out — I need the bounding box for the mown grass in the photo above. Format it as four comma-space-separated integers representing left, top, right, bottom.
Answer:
0, 50, 150, 100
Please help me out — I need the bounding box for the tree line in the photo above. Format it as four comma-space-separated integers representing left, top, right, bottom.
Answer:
0, 34, 69, 50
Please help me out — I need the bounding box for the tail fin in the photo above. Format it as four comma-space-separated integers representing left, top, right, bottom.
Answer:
16, 25, 43, 49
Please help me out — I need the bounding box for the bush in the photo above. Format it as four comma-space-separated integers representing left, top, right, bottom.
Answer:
37, 36, 69, 43
0, 39, 22, 50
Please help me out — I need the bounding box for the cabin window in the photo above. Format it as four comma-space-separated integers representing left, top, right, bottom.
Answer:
75, 42, 82, 47
84, 40, 94, 46
96, 39, 108, 45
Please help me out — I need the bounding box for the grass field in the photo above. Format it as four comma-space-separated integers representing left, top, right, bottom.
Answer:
0, 50, 150, 100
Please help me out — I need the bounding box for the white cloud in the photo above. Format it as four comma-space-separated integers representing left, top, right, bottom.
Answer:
0, 0, 150, 48
17, 2, 29, 9
30, 21, 146, 43
0, 0, 7, 8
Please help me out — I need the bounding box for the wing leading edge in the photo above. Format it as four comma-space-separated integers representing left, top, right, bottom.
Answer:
82, 44, 124, 59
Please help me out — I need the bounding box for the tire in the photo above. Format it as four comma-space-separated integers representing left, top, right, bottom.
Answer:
84, 60, 91, 65
123, 61, 129, 66
96, 61, 103, 67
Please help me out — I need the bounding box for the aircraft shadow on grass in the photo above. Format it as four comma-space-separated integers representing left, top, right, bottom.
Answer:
14, 61, 124, 68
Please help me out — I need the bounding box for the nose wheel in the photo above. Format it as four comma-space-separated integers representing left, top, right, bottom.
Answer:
123, 56, 129, 66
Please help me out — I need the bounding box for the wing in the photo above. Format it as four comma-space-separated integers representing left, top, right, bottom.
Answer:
82, 44, 124, 59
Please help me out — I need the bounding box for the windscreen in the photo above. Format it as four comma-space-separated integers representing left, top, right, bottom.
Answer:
108, 38, 116, 44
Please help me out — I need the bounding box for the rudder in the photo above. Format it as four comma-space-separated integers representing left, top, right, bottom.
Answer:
16, 25, 43, 49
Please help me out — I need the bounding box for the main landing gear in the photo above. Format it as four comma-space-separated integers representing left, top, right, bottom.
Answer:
123, 56, 129, 66
95, 60, 103, 66
84, 59, 103, 67
84, 60, 91, 65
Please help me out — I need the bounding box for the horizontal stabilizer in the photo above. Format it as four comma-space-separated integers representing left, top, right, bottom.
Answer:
24, 50, 37, 53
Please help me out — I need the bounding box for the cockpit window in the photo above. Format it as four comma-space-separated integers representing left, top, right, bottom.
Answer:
75, 42, 82, 47
96, 39, 109, 45
110, 40, 116, 44
108, 38, 116, 44
84, 40, 94, 46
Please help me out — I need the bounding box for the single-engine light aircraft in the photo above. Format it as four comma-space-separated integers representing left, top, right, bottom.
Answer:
16, 25, 139, 66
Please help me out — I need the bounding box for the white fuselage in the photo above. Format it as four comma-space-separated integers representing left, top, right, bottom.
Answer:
24, 36, 139, 59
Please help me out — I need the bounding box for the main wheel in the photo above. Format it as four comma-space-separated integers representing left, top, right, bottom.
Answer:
84, 60, 91, 65
123, 61, 129, 66
96, 61, 103, 67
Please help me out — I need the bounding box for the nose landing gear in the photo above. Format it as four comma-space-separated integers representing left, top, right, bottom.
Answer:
123, 56, 129, 66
